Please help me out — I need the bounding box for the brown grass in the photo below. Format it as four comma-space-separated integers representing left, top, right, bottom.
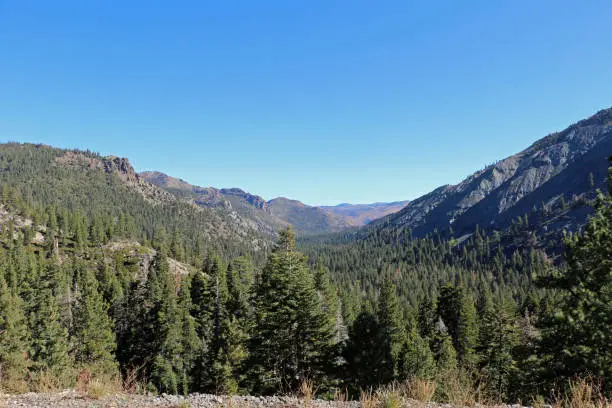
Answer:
333, 387, 348, 402
552, 377, 610, 408
402, 378, 437, 403
360, 389, 379, 408
300, 378, 316, 407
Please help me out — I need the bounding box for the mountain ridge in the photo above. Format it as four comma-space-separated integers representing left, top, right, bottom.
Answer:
369, 107, 612, 239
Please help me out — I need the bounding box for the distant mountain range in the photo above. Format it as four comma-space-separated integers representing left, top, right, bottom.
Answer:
1, 107, 609, 250
320, 201, 410, 226
139, 171, 406, 235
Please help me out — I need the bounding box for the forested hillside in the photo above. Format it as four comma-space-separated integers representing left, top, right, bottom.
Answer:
0, 143, 271, 264
0, 142, 609, 403
140, 171, 353, 235
0, 114, 610, 404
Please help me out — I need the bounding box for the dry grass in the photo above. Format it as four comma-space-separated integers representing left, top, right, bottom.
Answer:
378, 388, 402, 408
360, 389, 379, 408
28, 368, 67, 392
431, 369, 497, 406
122, 366, 148, 394
333, 387, 348, 402
402, 378, 437, 403
0, 375, 30, 394
300, 378, 316, 407
74, 369, 122, 400
552, 377, 610, 408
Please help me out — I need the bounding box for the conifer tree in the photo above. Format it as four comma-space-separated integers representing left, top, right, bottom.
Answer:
377, 275, 406, 377
147, 250, 184, 394
71, 263, 118, 376
29, 282, 71, 378
342, 310, 393, 393
0, 275, 31, 388
177, 278, 200, 395
314, 262, 340, 329
437, 284, 478, 367
536, 157, 612, 396
417, 298, 437, 340
477, 297, 519, 400
434, 332, 458, 375
200, 255, 238, 394
248, 227, 335, 394
226, 256, 254, 319
397, 330, 436, 380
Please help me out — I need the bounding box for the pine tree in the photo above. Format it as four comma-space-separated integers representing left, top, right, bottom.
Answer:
477, 297, 519, 400
176, 278, 200, 395
342, 310, 393, 393
71, 263, 118, 376
200, 255, 237, 394
247, 227, 335, 394
147, 250, 184, 394
226, 256, 253, 319
437, 284, 478, 367
434, 332, 458, 375
29, 283, 71, 378
0, 275, 31, 388
397, 330, 436, 380
417, 298, 437, 340
377, 275, 406, 377
536, 157, 612, 396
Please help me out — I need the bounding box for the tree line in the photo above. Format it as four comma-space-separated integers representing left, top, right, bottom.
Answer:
0, 143, 609, 402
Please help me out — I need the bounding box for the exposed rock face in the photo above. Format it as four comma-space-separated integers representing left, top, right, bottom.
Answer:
375, 107, 612, 236
221, 188, 268, 210
103, 156, 140, 185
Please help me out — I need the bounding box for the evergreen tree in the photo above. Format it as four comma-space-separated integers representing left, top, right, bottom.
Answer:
342, 310, 393, 393
0, 276, 31, 388
417, 298, 437, 340
437, 284, 478, 367
248, 227, 335, 394
397, 330, 436, 380
29, 282, 71, 377
377, 275, 406, 377
176, 278, 200, 395
147, 250, 184, 394
477, 297, 519, 400
71, 263, 118, 376
536, 157, 612, 396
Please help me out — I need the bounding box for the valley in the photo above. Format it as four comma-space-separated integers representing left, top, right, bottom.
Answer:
0, 108, 610, 405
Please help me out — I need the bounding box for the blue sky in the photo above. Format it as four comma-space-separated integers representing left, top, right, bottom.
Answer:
1, 1, 611, 206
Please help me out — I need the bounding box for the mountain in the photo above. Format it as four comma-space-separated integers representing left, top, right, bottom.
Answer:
267, 197, 351, 233
0, 143, 272, 262
139, 171, 352, 235
370, 107, 612, 239
320, 201, 410, 226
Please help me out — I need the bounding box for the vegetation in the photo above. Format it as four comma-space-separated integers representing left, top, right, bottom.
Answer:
0, 143, 609, 406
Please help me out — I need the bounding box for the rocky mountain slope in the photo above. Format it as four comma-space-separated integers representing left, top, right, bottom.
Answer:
320, 201, 410, 226
0, 143, 272, 260
371, 107, 612, 238
140, 171, 353, 235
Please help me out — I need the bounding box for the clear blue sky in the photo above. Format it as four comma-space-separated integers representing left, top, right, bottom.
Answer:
1, 1, 611, 206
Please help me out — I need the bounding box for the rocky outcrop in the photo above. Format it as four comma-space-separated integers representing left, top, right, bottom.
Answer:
103, 156, 140, 185
221, 188, 268, 210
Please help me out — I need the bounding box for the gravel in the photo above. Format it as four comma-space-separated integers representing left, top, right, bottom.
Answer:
0, 390, 537, 408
